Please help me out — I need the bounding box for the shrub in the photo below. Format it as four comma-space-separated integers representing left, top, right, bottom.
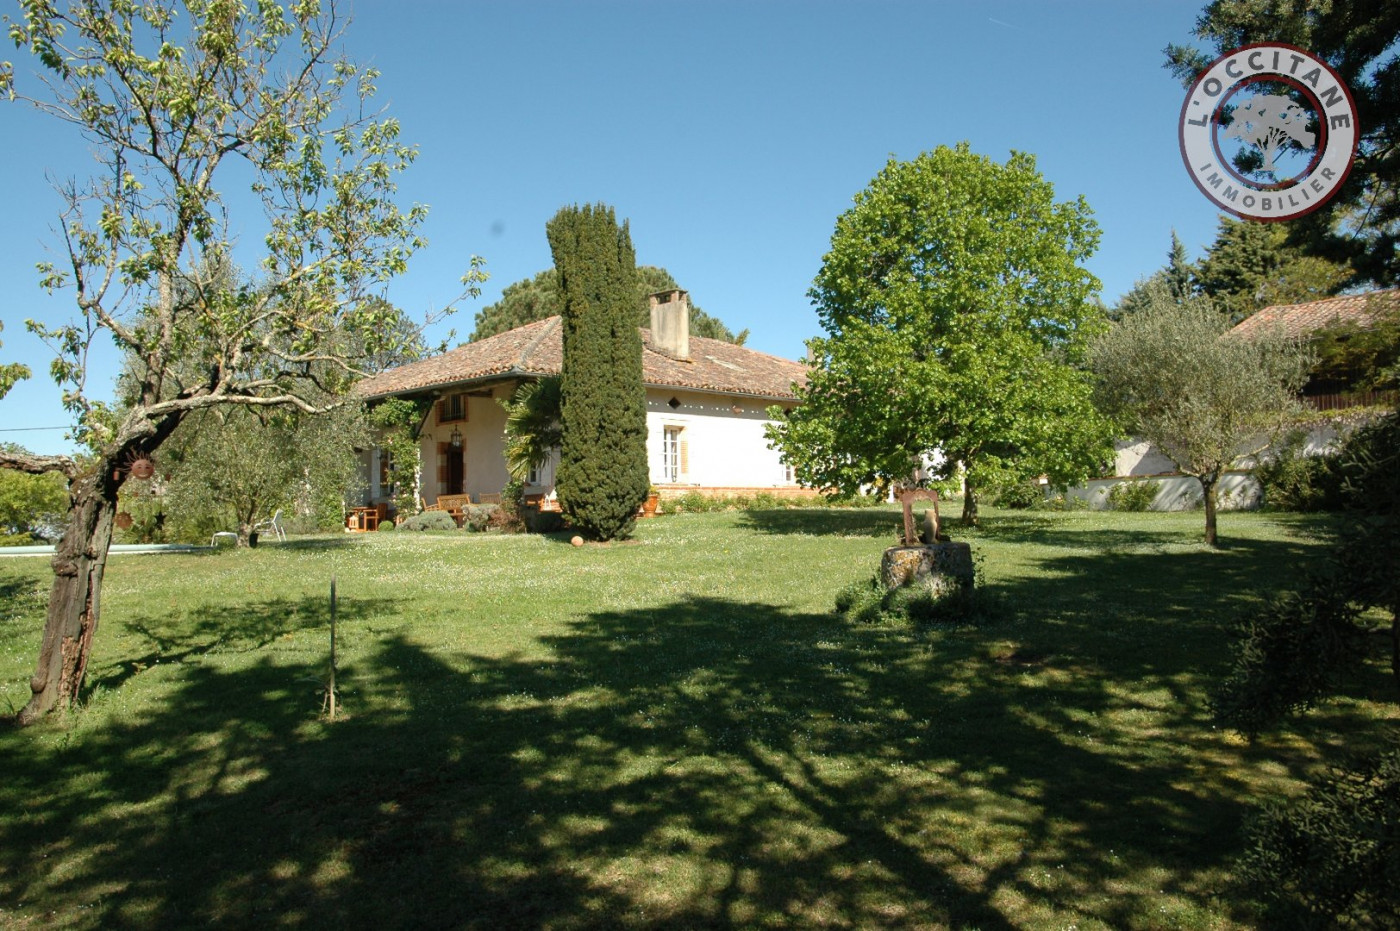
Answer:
1255, 442, 1346, 511
1238, 748, 1400, 928
835, 574, 996, 627
1107, 480, 1159, 512
377, 520, 395, 532
988, 479, 1044, 510
460, 504, 496, 532
1035, 492, 1089, 511
399, 510, 458, 532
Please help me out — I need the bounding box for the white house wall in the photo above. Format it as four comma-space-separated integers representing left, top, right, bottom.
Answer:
416, 387, 511, 502
645, 388, 794, 490
404, 383, 799, 507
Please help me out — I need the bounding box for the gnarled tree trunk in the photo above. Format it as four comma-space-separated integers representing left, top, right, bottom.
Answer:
1200, 473, 1220, 548
17, 463, 120, 725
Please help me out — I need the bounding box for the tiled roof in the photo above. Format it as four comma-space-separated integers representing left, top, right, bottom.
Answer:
1231, 288, 1400, 340
354, 316, 808, 401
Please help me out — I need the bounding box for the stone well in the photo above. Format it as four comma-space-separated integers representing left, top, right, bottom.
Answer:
880, 542, 974, 597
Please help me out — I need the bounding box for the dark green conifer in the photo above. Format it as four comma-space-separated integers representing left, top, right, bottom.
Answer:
546, 204, 649, 541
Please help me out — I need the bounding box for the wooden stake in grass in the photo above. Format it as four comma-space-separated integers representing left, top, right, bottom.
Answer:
326, 575, 338, 720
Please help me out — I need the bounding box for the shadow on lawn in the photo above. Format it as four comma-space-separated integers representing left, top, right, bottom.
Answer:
738, 506, 901, 539
1, 525, 1346, 928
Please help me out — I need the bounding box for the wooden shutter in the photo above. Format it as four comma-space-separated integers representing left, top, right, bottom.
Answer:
679, 437, 689, 478
437, 442, 449, 489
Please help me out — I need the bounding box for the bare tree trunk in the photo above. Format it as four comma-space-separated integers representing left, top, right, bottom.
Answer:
16, 465, 119, 725
1201, 475, 1219, 547
961, 474, 978, 526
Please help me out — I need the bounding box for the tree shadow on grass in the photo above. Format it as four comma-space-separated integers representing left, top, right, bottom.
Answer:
737, 507, 902, 539
90, 594, 401, 697
2, 535, 1341, 929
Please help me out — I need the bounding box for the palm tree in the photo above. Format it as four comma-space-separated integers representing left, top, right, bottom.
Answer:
500, 377, 563, 482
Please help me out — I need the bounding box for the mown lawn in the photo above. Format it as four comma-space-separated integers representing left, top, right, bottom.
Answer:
0, 506, 1394, 929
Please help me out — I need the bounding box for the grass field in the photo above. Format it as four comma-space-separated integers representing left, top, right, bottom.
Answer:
1, 506, 1395, 929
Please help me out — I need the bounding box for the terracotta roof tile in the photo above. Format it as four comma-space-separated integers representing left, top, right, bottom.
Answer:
1231, 288, 1400, 340
355, 316, 807, 402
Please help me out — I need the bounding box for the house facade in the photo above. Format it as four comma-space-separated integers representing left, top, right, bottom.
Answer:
352, 290, 814, 511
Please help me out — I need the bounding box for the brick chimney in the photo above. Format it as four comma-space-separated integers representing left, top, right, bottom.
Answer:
648, 289, 690, 361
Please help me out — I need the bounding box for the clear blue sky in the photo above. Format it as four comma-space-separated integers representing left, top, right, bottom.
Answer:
0, 0, 1226, 455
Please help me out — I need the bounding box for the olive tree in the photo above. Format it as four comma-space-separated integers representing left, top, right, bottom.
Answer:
1089, 292, 1309, 545
0, 0, 483, 723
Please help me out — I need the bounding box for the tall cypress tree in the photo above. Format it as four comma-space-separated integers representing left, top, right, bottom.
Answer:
547, 204, 650, 541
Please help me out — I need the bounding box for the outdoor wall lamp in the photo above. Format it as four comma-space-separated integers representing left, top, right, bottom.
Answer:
450, 426, 462, 448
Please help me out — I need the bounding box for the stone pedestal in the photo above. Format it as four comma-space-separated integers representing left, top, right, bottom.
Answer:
881, 543, 973, 597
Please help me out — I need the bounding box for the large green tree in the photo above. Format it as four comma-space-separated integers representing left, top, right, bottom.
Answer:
469, 265, 748, 344
1090, 292, 1310, 546
0, 444, 68, 539
768, 144, 1114, 525
1166, 1, 1400, 284
0, 0, 482, 723
546, 204, 650, 541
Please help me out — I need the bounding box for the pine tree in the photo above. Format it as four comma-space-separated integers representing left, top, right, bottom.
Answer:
547, 204, 650, 541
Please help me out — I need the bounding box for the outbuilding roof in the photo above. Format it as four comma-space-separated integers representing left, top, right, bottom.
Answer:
1231, 288, 1400, 340
354, 316, 808, 402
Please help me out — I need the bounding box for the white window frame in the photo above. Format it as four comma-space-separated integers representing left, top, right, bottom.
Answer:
662, 425, 682, 483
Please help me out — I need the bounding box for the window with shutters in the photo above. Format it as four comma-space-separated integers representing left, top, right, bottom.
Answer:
662, 426, 683, 483
437, 392, 468, 424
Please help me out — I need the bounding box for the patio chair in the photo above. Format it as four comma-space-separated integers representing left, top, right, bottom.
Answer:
252, 508, 286, 543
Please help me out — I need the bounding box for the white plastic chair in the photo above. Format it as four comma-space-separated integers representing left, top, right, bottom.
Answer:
252, 508, 286, 542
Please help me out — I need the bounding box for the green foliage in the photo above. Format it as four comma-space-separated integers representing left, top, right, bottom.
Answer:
367, 398, 425, 519
0, 321, 31, 400
987, 478, 1045, 510
1215, 406, 1400, 920
1308, 300, 1400, 392
1090, 290, 1311, 543
1213, 576, 1365, 738
1035, 492, 1091, 512
769, 144, 1114, 526
1107, 480, 1159, 512
469, 266, 747, 344
376, 521, 395, 532
399, 510, 457, 532
500, 377, 563, 483
548, 204, 651, 542
1238, 748, 1400, 928
460, 504, 497, 532
834, 575, 995, 627
1255, 438, 1347, 512
0, 457, 68, 537
1166, 2, 1400, 285
1195, 217, 1352, 322
159, 404, 363, 544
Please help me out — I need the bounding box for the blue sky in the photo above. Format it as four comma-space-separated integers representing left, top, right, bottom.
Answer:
0, 0, 1227, 455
